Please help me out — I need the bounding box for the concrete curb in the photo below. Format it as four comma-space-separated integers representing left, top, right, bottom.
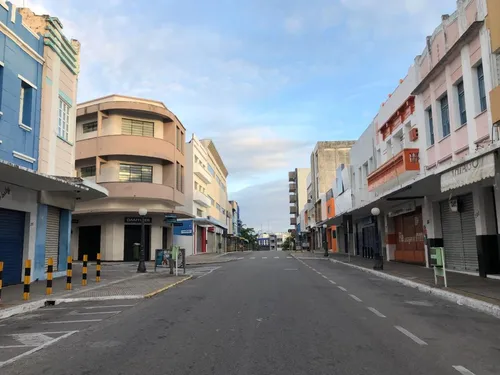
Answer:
144, 275, 193, 298
328, 258, 500, 319
0, 300, 48, 320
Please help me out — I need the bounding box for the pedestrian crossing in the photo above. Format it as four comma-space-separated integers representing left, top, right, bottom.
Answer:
239, 256, 293, 260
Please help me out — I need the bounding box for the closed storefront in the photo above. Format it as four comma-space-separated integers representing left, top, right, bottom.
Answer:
394, 207, 425, 265
196, 225, 204, 253
207, 228, 215, 252
440, 194, 478, 272
356, 216, 377, 259
0, 208, 25, 286
45, 206, 61, 270
78, 226, 101, 261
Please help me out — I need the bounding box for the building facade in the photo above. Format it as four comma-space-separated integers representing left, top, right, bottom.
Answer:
289, 167, 309, 246
72, 95, 187, 261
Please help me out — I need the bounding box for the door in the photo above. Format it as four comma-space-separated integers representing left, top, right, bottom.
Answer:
207, 231, 215, 252
124, 225, 151, 261
394, 208, 425, 265
45, 206, 61, 270
196, 225, 203, 254
78, 226, 101, 261
162, 226, 169, 249
0, 208, 25, 286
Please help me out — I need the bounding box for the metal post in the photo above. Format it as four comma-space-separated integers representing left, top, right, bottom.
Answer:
66, 256, 73, 290
23, 260, 31, 300
137, 216, 147, 273
46, 257, 53, 295
82, 254, 88, 286
96, 253, 101, 282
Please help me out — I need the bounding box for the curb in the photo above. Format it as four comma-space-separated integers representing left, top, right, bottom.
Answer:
0, 300, 48, 320
328, 258, 500, 319
144, 275, 193, 298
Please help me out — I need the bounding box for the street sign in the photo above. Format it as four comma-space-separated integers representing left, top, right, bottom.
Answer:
173, 222, 183, 227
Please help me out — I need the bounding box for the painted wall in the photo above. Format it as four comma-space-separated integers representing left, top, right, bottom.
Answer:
0, 3, 44, 170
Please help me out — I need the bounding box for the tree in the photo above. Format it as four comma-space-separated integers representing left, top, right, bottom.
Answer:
282, 236, 294, 251
240, 226, 258, 249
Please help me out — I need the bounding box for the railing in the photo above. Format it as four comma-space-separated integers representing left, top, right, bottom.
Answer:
367, 148, 420, 191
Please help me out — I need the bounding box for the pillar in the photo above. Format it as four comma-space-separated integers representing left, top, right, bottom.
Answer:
384, 213, 396, 261
58, 210, 71, 272
33, 204, 47, 281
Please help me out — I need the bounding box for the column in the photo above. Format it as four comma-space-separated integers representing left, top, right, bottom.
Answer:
384, 214, 396, 261
422, 196, 443, 268
57, 210, 71, 272
33, 204, 47, 281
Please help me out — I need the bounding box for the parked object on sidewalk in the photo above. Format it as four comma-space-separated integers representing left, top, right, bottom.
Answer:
82, 255, 88, 286
96, 253, 101, 282
430, 247, 448, 288
66, 256, 73, 290
46, 258, 53, 295
23, 260, 31, 300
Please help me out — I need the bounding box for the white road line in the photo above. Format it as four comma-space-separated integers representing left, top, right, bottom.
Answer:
329, 280, 336, 285
0, 331, 77, 368
41, 307, 68, 311
452, 365, 476, 375
394, 326, 428, 346
287, 256, 292, 258
274, 256, 279, 259
322, 275, 328, 279
367, 307, 386, 318
250, 257, 256, 259
10, 333, 54, 346
349, 294, 363, 302
83, 304, 135, 309
0, 345, 31, 349
69, 311, 120, 316
42, 319, 102, 324
262, 257, 267, 259
337, 286, 347, 292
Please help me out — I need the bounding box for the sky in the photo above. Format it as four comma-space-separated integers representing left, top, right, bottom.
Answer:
15, 0, 457, 232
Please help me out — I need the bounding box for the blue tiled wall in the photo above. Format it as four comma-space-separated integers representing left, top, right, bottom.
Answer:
0, 2, 43, 170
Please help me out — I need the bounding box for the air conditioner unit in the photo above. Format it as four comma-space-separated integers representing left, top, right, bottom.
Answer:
409, 128, 419, 142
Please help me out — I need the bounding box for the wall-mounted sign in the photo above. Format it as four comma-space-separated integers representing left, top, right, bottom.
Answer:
441, 153, 495, 192
165, 214, 177, 223
124, 217, 152, 224
173, 220, 193, 236
388, 201, 416, 217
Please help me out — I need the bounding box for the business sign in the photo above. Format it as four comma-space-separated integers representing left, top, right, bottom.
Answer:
165, 214, 177, 223
388, 201, 416, 217
173, 220, 193, 236
124, 217, 152, 224
441, 153, 496, 192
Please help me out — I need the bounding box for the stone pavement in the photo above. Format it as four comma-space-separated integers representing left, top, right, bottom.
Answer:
294, 250, 500, 306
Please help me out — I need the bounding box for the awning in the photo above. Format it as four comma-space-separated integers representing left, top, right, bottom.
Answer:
440, 152, 496, 192
192, 216, 228, 229
0, 160, 108, 201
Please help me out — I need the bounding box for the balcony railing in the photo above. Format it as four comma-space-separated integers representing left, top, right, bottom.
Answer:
289, 195, 297, 203
289, 183, 297, 192
193, 190, 211, 207
194, 163, 212, 184
368, 148, 420, 192
288, 171, 296, 182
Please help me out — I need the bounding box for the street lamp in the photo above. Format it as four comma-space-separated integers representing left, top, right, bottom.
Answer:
371, 207, 383, 270
137, 207, 148, 273
322, 223, 328, 257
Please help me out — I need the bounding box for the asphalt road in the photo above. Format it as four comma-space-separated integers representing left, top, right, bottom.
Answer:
1, 251, 499, 375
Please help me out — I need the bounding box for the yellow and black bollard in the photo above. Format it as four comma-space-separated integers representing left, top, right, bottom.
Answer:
96, 253, 101, 282
82, 254, 88, 286
23, 260, 31, 300
66, 256, 72, 290
46, 257, 53, 295
0, 261, 3, 302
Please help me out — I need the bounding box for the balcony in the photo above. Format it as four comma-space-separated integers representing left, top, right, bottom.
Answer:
290, 217, 297, 225
193, 190, 211, 207
288, 171, 296, 182
289, 195, 297, 204
368, 148, 420, 193
100, 182, 180, 205
194, 163, 212, 184
289, 183, 297, 193
290, 206, 297, 215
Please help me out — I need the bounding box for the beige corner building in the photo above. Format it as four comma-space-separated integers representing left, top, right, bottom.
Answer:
71, 95, 190, 261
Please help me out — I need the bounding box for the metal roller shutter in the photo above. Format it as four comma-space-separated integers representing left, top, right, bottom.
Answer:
440, 200, 465, 271
0, 208, 25, 286
45, 206, 61, 271
460, 194, 479, 272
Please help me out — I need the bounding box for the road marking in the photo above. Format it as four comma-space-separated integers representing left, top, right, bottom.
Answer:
284, 269, 298, 271
83, 304, 135, 309
41, 307, 68, 311
237, 257, 245, 260
0, 345, 29, 349
262, 257, 267, 259
274, 256, 279, 259
69, 311, 121, 316
0, 331, 78, 368
250, 257, 256, 259
42, 319, 102, 324
337, 286, 347, 292
322, 275, 328, 279
452, 365, 476, 375
10, 333, 54, 346
349, 294, 362, 302
287, 256, 292, 259
329, 280, 336, 285
367, 307, 386, 318
395, 326, 428, 346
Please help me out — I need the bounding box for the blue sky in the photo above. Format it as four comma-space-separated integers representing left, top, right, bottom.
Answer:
18, 0, 456, 231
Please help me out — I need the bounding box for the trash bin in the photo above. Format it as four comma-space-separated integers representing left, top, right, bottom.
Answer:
133, 243, 141, 261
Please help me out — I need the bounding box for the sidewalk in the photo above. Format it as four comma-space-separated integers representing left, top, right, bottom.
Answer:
0, 262, 191, 319
186, 252, 242, 265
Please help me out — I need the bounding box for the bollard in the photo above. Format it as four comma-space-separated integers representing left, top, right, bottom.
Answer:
46, 257, 53, 295
23, 260, 31, 300
82, 254, 88, 286
66, 256, 72, 290
96, 253, 101, 282
0, 261, 3, 302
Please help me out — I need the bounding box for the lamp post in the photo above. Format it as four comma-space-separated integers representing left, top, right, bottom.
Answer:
322, 223, 328, 257
371, 207, 383, 270
137, 207, 147, 273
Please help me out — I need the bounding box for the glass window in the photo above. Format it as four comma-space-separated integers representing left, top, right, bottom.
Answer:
457, 81, 467, 126
122, 118, 154, 137
208, 164, 215, 176
83, 121, 98, 133
58, 98, 70, 140
81, 166, 96, 177
208, 195, 215, 206
20, 81, 34, 127
440, 95, 450, 137
119, 164, 153, 183
426, 107, 434, 145
197, 208, 203, 217
477, 64, 487, 112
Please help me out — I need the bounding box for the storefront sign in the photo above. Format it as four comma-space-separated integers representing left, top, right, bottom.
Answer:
173, 220, 193, 236
441, 153, 496, 192
388, 201, 416, 217
124, 217, 152, 224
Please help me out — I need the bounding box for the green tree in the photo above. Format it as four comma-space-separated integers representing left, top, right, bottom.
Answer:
282, 236, 294, 251
240, 226, 258, 249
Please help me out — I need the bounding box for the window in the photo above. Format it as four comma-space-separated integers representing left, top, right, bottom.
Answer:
119, 164, 153, 182
457, 81, 467, 126
58, 98, 70, 140
426, 107, 435, 145
83, 121, 98, 133
181, 131, 185, 153
216, 203, 221, 211
20, 81, 34, 127
208, 164, 215, 176
81, 166, 96, 177
176, 162, 181, 191
197, 208, 203, 217
176, 127, 181, 150
181, 165, 184, 193
477, 64, 487, 112
121, 118, 154, 137
195, 155, 199, 163
0, 66, 3, 109
208, 195, 215, 206
440, 95, 450, 137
